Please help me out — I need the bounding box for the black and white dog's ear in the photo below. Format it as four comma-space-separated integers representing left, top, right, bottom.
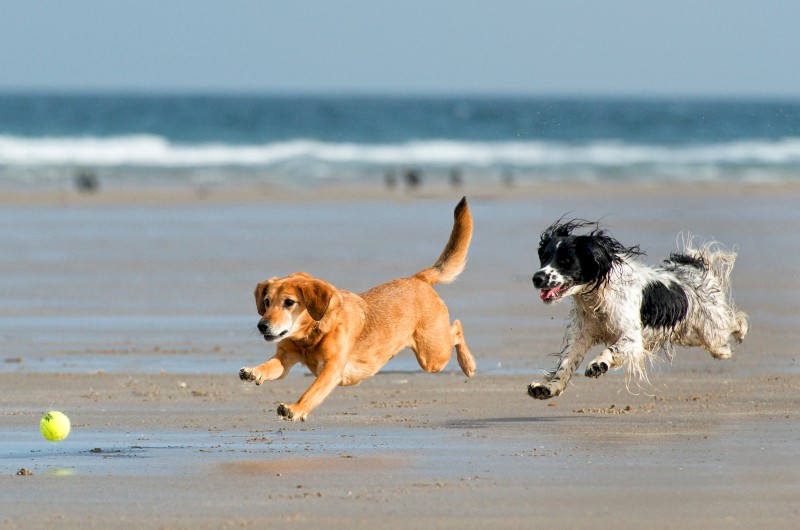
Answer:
575, 235, 615, 287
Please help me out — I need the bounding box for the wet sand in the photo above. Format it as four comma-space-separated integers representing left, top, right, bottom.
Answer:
1, 180, 799, 529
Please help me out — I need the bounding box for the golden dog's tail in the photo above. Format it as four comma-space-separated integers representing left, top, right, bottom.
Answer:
414, 197, 473, 285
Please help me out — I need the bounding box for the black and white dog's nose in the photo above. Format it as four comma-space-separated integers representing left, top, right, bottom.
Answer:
532, 271, 548, 288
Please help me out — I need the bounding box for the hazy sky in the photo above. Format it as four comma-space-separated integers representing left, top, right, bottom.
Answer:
2, 1, 799, 97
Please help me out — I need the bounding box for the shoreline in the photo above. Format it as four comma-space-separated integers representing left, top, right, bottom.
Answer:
2, 178, 799, 207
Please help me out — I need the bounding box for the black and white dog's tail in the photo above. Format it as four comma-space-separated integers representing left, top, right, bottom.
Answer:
678, 236, 749, 342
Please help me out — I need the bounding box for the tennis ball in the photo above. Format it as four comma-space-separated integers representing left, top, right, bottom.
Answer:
40, 411, 71, 442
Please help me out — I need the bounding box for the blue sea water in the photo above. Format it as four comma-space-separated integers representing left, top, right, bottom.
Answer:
1, 94, 799, 185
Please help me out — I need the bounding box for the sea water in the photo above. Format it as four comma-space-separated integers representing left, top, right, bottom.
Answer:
1, 94, 799, 185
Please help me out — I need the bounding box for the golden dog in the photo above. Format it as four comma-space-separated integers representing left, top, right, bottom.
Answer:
240, 197, 476, 421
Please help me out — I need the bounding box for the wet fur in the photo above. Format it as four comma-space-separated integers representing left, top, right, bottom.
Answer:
240, 197, 476, 421
529, 220, 748, 400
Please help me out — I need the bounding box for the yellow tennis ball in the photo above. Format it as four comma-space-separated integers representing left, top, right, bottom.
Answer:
40, 411, 71, 442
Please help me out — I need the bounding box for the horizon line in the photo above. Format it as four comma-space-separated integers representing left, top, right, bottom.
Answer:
1, 87, 800, 102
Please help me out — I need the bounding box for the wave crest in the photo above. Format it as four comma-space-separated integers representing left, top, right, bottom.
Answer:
2, 135, 800, 180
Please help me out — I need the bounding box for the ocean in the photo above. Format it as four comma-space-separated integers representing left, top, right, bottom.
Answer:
1, 94, 799, 186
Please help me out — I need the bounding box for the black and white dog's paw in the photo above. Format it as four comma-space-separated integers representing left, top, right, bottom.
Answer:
528, 382, 558, 400
584, 361, 609, 378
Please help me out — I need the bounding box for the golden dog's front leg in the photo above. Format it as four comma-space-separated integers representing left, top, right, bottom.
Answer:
240, 349, 298, 385
277, 363, 344, 422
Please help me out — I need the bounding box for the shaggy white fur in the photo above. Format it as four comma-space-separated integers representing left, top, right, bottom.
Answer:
528, 221, 748, 400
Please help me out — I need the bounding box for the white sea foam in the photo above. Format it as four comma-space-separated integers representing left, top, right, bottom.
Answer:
2, 134, 800, 178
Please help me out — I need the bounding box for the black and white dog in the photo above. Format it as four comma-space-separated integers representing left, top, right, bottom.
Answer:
528, 219, 748, 399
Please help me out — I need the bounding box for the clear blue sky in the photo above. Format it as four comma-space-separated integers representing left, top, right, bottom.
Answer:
2, 0, 799, 97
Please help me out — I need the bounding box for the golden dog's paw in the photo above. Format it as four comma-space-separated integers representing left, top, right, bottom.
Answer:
239, 367, 263, 385
277, 403, 307, 422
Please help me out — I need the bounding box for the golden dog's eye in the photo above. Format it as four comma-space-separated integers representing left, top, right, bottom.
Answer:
283, 299, 295, 308
263, 298, 270, 308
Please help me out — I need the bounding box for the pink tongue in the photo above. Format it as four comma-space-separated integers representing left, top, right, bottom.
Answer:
540, 287, 560, 300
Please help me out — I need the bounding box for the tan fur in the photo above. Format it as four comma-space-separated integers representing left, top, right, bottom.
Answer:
240, 197, 475, 421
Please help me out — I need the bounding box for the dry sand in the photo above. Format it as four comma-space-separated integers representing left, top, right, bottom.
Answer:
1, 180, 799, 529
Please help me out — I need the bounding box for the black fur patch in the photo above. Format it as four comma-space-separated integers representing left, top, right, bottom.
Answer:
667, 252, 706, 269
641, 281, 689, 329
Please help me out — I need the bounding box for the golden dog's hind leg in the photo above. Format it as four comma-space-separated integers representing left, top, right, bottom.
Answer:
411, 317, 475, 377
452, 319, 476, 377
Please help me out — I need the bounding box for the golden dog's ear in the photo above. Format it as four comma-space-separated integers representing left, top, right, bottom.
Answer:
254, 277, 277, 315
298, 279, 336, 322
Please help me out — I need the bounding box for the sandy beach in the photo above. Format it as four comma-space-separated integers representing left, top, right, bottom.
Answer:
1, 180, 799, 529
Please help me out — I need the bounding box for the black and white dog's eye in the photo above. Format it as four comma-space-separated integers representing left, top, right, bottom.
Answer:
283, 299, 295, 308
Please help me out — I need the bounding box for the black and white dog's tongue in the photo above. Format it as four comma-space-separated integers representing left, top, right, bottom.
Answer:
540, 287, 560, 301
